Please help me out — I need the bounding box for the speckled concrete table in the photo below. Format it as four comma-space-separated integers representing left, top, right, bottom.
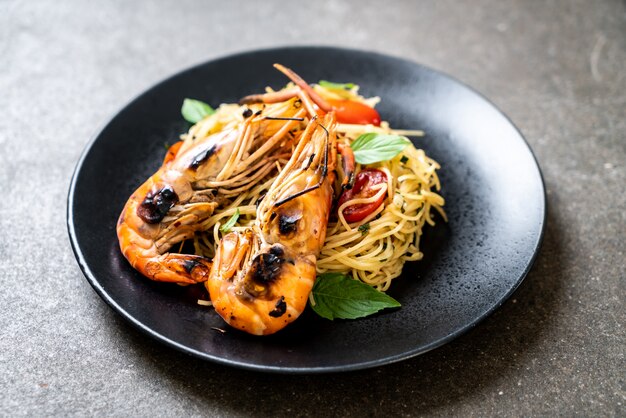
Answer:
1, 0, 624, 416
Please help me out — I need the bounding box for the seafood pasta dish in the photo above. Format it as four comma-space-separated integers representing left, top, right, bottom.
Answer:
116, 64, 445, 335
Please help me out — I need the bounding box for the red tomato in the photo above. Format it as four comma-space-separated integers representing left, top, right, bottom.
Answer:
327, 99, 381, 126
337, 169, 388, 223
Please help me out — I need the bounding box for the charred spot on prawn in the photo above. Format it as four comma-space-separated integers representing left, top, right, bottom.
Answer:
244, 246, 286, 297
269, 296, 287, 318
252, 252, 284, 284
190, 145, 217, 170
342, 171, 355, 190
269, 245, 285, 258
137, 186, 178, 224
278, 213, 301, 235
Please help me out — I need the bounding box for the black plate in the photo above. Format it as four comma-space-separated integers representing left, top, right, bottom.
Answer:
67, 47, 545, 373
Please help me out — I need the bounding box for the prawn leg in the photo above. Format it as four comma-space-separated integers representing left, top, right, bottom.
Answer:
141, 254, 212, 284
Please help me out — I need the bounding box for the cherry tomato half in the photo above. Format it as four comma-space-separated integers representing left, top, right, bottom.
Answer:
327, 99, 381, 126
337, 169, 388, 223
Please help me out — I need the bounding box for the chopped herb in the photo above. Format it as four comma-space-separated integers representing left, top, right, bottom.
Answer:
358, 223, 370, 236
318, 80, 356, 90
181, 98, 215, 124
400, 155, 409, 164
163, 141, 170, 150
310, 273, 401, 320
350, 133, 412, 164
219, 209, 240, 233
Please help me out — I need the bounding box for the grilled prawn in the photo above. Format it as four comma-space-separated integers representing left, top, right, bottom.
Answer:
206, 113, 338, 335
116, 99, 305, 284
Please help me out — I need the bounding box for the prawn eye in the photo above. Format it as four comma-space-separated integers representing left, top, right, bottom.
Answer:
273, 200, 303, 236
137, 186, 178, 224
252, 250, 284, 283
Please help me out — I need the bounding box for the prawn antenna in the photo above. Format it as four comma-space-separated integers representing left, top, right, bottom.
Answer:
274, 184, 321, 208
263, 116, 305, 121
319, 123, 329, 178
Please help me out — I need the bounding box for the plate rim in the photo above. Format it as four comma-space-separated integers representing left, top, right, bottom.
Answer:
67, 45, 547, 374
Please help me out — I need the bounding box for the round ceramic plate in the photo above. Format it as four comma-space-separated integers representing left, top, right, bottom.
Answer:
67, 46, 545, 373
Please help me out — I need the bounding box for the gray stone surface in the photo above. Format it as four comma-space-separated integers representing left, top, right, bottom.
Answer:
1, 0, 624, 416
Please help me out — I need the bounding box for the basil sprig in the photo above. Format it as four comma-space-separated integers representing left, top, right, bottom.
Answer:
181, 98, 215, 124
350, 133, 411, 165
318, 80, 356, 90
219, 209, 240, 233
310, 273, 401, 320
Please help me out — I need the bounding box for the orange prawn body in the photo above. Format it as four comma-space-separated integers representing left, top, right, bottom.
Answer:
206, 114, 337, 335
117, 128, 240, 284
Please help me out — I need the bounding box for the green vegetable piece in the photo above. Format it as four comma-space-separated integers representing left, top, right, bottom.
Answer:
181, 98, 215, 124
350, 133, 412, 165
358, 223, 370, 236
310, 273, 401, 320
219, 209, 240, 233
318, 80, 356, 90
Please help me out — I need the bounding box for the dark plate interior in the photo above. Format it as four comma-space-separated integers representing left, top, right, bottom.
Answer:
67, 46, 545, 373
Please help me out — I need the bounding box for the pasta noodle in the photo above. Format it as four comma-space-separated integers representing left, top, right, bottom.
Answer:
318, 145, 445, 291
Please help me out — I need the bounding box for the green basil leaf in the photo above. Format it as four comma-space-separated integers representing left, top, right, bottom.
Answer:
219, 209, 240, 233
181, 98, 215, 124
310, 273, 400, 320
318, 80, 356, 90
350, 133, 412, 164
358, 223, 370, 236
